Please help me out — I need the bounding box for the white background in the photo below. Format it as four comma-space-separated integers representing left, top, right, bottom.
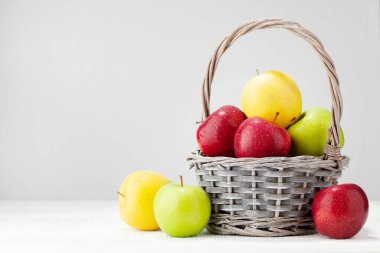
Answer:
0, 0, 379, 200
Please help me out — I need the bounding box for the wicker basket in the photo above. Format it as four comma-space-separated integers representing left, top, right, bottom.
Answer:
188, 19, 350, 237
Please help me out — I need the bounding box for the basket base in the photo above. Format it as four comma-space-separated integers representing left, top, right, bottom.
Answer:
207, 214, 317, 237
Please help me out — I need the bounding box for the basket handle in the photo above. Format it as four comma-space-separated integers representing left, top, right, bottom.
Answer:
201, 18, 343, 159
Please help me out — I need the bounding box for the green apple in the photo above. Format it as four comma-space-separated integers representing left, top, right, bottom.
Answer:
153, 176, 211, 237
288, 107, 345, 156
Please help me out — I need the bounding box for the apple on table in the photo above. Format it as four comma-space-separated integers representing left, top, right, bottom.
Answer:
118, 171, 171, 231
154, 176, 211, 237
313, 184, 368, 239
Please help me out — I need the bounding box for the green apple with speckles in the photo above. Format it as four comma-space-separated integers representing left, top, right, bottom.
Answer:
153, 177, 211, 237
288, 107, 345, 156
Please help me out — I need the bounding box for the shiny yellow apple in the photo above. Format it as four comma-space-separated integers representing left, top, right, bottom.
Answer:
118, 170, 170, 230
241, 70, 302, 128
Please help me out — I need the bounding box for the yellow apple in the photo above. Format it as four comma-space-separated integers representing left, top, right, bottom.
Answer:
241, 70, 302, 128
118, 170, 171, 230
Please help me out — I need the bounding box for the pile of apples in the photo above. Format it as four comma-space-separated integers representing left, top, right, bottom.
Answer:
197, 70, 344, 159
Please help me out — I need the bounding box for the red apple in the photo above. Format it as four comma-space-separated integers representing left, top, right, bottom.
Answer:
312, 184, 369, 239
197, 105, 246, 157
234, 117, 291, 158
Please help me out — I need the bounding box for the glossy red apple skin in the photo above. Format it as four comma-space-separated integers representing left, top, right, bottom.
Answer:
312, 184, 369, 239
234, 117, 291, 158
197, 105, 246, 157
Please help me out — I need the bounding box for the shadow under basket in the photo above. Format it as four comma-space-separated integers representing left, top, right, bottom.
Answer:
188, 19, 350, 237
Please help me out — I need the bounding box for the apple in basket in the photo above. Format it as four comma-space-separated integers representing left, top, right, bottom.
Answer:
234, 117, 291, 158
241, 70, 302, 128
197, 105, 246, 157
288, 107, 345, 156
312, 184, 369, 239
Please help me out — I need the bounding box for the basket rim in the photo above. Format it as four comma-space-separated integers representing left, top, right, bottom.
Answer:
188, 150, 349, 171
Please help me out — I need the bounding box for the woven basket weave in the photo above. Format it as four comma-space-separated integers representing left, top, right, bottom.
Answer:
188, 19, 350, 237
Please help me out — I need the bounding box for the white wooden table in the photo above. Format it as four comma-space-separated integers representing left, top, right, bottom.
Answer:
0, 201, 379, 253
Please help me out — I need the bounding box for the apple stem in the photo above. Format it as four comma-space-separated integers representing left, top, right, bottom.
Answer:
180, 175, 183, 187
117, 191, 126, 198
273, 112, 280, 123
256, 69, 260, 75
